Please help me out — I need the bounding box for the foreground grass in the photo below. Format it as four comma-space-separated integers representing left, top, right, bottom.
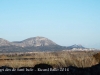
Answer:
0, 51, 99, 68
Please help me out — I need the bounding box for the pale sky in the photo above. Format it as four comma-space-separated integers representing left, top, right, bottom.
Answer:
0, 0, 100, 49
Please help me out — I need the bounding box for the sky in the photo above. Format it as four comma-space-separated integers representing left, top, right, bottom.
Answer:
0, 0, 100, 49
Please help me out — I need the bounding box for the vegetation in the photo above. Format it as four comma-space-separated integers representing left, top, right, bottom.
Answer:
0, 51, 99, 68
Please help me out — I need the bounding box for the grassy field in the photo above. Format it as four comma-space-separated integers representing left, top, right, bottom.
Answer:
0, 50, 99, 68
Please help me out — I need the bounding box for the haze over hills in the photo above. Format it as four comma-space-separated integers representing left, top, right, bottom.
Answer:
0, 36, 85, 53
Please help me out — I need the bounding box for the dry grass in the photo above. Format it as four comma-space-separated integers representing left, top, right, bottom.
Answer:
0, 51, 99, 68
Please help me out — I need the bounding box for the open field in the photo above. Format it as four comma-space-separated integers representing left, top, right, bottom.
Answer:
0, 50, 99, 68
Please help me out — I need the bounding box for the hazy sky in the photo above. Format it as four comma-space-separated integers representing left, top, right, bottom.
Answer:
0, 0, 100, 49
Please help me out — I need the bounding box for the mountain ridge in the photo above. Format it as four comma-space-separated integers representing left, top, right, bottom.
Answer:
12, 36, 57, 47
0, 36, 85, 53
0, 36, 58, 47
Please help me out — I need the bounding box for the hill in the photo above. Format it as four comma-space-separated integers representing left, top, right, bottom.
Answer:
66, 44, 85, 49
12, 36, 57, 47
0, 38, 11, 46
0, 36, 67, 53
0, 36, 86, 53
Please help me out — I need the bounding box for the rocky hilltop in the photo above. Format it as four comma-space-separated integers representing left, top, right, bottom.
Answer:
0, 36, 85, 53
12, 36, 57, 47
0, 38, 11, 46
0, 36, 66, 53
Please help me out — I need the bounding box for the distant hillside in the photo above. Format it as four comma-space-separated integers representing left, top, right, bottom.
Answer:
0, 37, 86, 53
0, 36, 67, 53
66, 44, 85, 49
12, 36, 57, 47
0, 38, 11, 46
